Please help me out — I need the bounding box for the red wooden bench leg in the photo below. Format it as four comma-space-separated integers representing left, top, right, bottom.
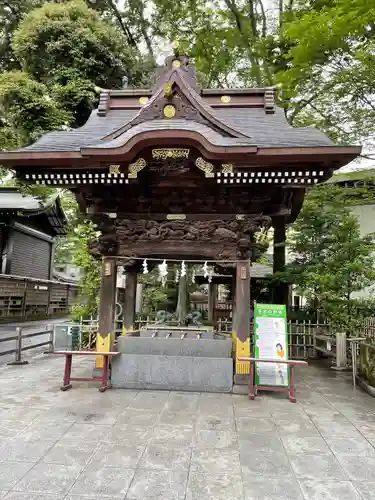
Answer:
99, 355, 109, 392
289, 365, 297, 403
249, 360, 256, 400
61, 354, 73, 391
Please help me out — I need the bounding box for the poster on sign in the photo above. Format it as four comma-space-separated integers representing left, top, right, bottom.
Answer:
254, 304, 288, 387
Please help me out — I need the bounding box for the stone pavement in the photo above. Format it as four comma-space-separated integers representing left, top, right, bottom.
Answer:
1, 355, 375, 499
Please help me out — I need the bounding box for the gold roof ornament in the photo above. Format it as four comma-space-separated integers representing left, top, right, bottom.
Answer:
221, 95, 231, 104
163, 104, 176, 119
128, 158, 147, 179
172, 59, 182, 68
138, 96, 149, 105
222, 164, 233, 174
164, 83, 173, 97
109, 164, 120, 174
195, 157, 215, 178
152, 149, 190, 160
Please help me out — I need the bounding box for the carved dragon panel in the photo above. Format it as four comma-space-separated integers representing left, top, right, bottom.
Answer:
89, 215, 271, 260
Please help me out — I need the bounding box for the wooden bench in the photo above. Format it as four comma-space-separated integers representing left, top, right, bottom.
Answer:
54, 351, 120, 392
238, 357, 308, 403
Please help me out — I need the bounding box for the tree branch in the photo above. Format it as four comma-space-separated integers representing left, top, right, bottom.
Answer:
257, 0, 267, 37
106, 0, 138, 48
128, 0, 154, 58
224, 0, 262, 85
247, 0, 258, 39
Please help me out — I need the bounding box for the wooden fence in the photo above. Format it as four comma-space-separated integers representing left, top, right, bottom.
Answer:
0, 274, 78, 322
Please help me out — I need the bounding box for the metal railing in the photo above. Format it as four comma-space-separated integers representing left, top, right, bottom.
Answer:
0, 325, 53, 364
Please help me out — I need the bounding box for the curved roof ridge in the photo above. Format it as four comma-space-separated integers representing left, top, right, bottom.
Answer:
102, 64, 252, 142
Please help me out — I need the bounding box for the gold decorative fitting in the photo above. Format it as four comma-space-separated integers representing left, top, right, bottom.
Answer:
138, 96, 149, 105
104, 262, 112, 276
221, 95, 231, 104
172, 59, 182, 68
109, 164, 120, 174
152, 148, 190, 160
222, 164, 233, 174
195, 157, 215, 178
128, 158, 147, 179
164, 83, 173, 97
166, 214, 186, 220
163, 104, 176, 118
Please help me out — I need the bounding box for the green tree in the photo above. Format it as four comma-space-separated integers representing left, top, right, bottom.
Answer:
279, 0, 375, 143
0, 71, 71, 145
281, 184, 375, 333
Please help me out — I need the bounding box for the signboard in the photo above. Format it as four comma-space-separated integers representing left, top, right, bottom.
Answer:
254, 304, 288, 387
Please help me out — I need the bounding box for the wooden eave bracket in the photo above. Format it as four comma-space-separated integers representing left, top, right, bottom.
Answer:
264, 89, 275, 114
97, 91, 110, 117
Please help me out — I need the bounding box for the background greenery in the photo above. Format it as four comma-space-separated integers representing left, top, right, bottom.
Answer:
0, 0, 374, 320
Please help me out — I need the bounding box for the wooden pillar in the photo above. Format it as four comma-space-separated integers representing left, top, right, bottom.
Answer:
123, 270, 137, 333
273, 217, 288, 305
207, 283, 217, 322
234, 260, 251, 383
176, 274, 188, 324
96, 257, 117, 369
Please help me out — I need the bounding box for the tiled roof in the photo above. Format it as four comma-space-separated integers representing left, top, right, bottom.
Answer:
21, 105, 332, 153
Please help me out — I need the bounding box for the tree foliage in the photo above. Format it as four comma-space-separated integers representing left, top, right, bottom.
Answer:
280, 0, 375, 143
281, 184, 375, 333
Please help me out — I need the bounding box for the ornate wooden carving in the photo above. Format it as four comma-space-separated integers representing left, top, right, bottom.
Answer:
87, 183, 281, 216
89, 215, 271, 259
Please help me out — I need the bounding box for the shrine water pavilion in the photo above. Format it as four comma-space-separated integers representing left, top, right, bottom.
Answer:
0, 55, 360, 390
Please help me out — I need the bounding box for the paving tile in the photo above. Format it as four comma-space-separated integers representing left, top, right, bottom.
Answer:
126, 469, 187, 500
325, 435, 375, 457
194, 429, 237, 449
159, 410, 196, 426
163, 393, 199, 413
0, 462, 34, 490
196, 413, 234, 431
237, 416, 275, 434
12, 463, 82, 495
289, 453, 347, 480
128, 391, 169, 411
3, 494, 62, 500
69, 465, 134, 497
149, 424, 193, 448
275, 418, 320, 436
298, 479, 362, 499
3, 406, 46, 424
18, 420, 73, 440
186, 470, 243, 500
241, 449, 294, 479
313, 419, 361, 437
105, 425, 152, 446
337, 456, 375, 481
303, 406, 342, 420
90, 442, 145, 468
62, 423, 112, 442
65, 496, 123, 500
191, 447, 240, 474
281, 435, 331, 455
352, 481, 375, 500
0, 421, 30, 439
243, 476, 303, 499
138, 443, 191, 471
0, 438, 55, 462
116, 408, 159, 427
42, 440, 99, 466
239, 432, 285, 453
